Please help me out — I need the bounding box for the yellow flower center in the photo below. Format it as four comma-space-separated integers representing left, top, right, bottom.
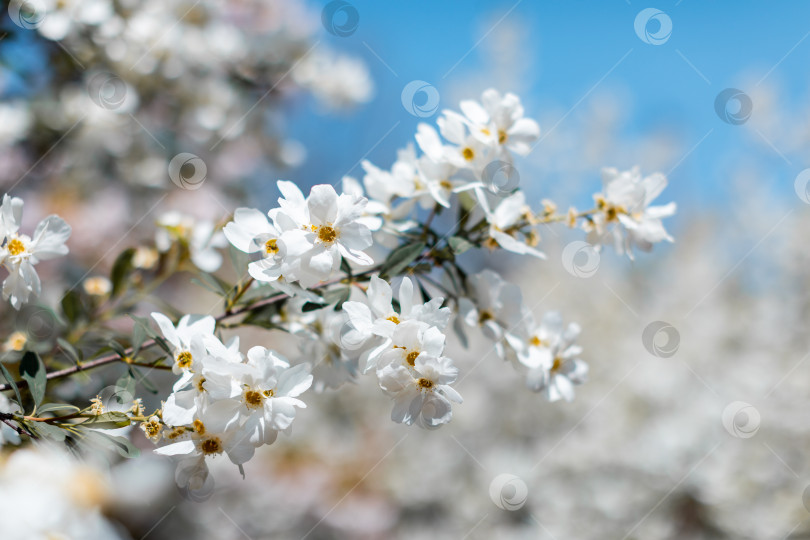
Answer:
551, 357, 562, 372
195, 376, 206, 393
5, 331, 26, 352
478, 310, 494, 325
265, 239, 279, 255
480, 128, 491, 136
193, 419, 205, 435
462, 147, 475, 161
6, 238, 24, 256
200, 437, 222, 455
387, 315, 400, 324
316, 225, 337, 243
142, 419, 162, 439
417, 378, 434, 390
244, 389, 264, 408
529, 336, 545, 347
498, 130, 508, 144
439, 180, 453, 190
406, 351, 420, 366
176, 351, 193, 369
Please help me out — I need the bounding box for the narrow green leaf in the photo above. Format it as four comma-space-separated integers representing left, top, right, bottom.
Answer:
0, 362, 23, 410
323, 287, 351, 310
129, 366, 159, 394
380, 241, 426, 278
108, 340, 127, 358
128, 315, 159, 340
131, 321, 147, 356
61, 290, 83, 324
76, 429, 140, 458
80, 411, 131, 429
340, 257, 353, 277
56, 338, 82, 365
36, 403, 81, 414
110, 248, 136, 297
448, 236, 474, 254
301, 301, 326, 313
19, 351, 46, 409
27, 421, 66, 442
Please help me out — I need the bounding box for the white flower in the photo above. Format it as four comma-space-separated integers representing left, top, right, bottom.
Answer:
223, 207, 308, 283
416, 121, 489, 177
155, 211, 227, 272
206, 346, 312, 447
458, 269, 525, 356
342, 276, 451, 371
150, 312, 217, 375
453, 89, 540, 157
506, 312, 588, 402
273, 181, 374, 288
378, 355, 462, 428
293, 307, 360, 392
483, 191, 545, 258
586, 167, 677, 258
155, 399, 256, 466
0, 194, 71, 310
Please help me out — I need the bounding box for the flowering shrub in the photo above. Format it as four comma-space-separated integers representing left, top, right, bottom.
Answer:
0, 87, 676, 500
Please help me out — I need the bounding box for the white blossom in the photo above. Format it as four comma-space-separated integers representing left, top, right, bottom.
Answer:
0, 194, 71, 309
586, 167, 676, 258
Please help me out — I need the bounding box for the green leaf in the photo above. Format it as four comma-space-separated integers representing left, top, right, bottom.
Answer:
19, 351, 46, 410
76, 429, 140, 458
154, 336, 173, 355
340, 257, 353, 277
61, 290, 83, 324
27, 421, 66, 442
301, 301, 326, 313
323, 287, 351, 310
80, 411, 131, 429
0, 362, 22, 410
56, 338, 82, 365
448, 236, 474, 254
108, 340, 127, 358
36, 403, 81, 414
452, 311, 469, 349
115, 372, 136, 402
380, 241, 426, 278
228, 243, 250, 274
129, 366, 158, 394
110, 248, 136, 298
131, 320, 147, 356
191, 273, 230, 297
128, 315, 159, 340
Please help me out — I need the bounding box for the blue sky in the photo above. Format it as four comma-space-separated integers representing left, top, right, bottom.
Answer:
287, 0, 810, 218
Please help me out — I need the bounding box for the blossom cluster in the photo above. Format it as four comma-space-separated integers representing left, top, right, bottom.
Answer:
0, 88, 676, 499
150, 313, 313, 493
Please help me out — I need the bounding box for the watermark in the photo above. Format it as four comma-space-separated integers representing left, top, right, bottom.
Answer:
714, 88, 752, 125
8, 0, 46, 30
401, 80, 440, 118
634, 8, 672, 45
722, 401, 760, 439
321, 1, 359, 37
87, 72, 129, 111
561, 241, 600, 278
168, 153, 207, 190
642, 321, 679, 358
794, 169, 810, 204
489, 473, 528, 511
482, 160, 520, 196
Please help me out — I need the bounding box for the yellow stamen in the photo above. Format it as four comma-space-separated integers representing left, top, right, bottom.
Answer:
6, 238, 24, 256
